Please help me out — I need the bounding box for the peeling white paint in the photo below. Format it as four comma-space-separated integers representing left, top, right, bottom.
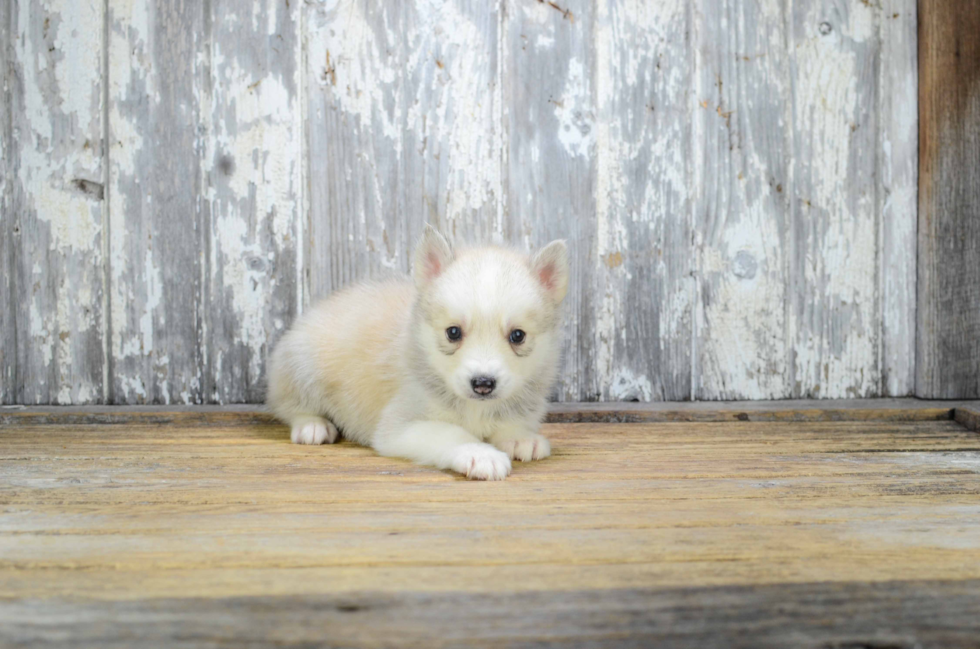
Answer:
211, 51, 297, 244
594, 0, 689, 399
554, 58, 594, 159
843, 1, 876, 43
609, 369, 653, 402
208, 0, 303, 401
698, 147, 789, 400
307, 1, 401, 145
411, 0, 501, 222
791, 5, 878, 398
108, 0, 151, 368
12, 0, 106, 404
212, 214, 270, 390
10, 0, 920, 404
17, 1, 103, 255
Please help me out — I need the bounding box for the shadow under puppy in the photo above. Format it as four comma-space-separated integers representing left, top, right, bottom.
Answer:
267, 226, 568, 480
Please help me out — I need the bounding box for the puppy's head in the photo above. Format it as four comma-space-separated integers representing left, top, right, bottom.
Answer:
411, 226, 568, 405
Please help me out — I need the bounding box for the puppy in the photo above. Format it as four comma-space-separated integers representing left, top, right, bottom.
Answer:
267, 226, 568, 480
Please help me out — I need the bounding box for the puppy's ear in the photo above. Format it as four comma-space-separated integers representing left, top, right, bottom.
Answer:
531, 240, 569, 303
413, 224, 454, 288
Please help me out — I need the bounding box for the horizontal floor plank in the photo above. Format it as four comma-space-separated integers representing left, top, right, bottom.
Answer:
3, 398, 980, 427
2, 581, 979, 648
2, 414, 979, 646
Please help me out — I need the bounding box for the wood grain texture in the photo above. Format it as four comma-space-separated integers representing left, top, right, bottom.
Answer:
1, 0, 13, 403
789, 1, 881, 399
4, 398, 978, 427
305, 0, 503, 300
916, 0, 980, 399
694, 0, 791, 400
2, 418, 980, 646
593, 0, 693, 401
3, 0, 107, 405
954, 406, 980, 434
504, 0, 595, 401
878, 0, 917, 397
2, 581, 980, 648
106, 0, 206, 404
4, 0, 924, 404
206, 0, 302, 403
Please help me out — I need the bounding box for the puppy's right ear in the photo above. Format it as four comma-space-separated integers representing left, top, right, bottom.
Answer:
413, 224, 454, 288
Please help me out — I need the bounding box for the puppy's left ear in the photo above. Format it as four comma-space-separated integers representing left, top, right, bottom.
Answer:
531, 240, 569, 303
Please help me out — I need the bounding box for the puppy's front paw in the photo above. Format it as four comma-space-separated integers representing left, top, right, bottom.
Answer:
290, 417, 339, 445
449, 443, 512, 481
494, 433, 551, 462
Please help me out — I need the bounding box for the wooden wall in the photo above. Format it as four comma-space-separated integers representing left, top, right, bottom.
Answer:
1, 0, 924, 404
916, 0, 980, 399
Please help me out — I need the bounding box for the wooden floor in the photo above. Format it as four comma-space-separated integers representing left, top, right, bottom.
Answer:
2, 403, 980, 648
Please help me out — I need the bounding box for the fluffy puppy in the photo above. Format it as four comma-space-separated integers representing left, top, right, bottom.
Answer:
267, 226, 568, 480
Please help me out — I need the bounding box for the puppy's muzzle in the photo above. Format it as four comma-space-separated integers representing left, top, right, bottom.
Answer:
470, 376, 496, 397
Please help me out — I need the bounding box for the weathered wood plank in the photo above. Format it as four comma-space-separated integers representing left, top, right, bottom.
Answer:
593, 0, 693, 401
4, 398, 975, 427
878, 0, 917, 397
916, 0, 980, 399
305, 0, 502, 299
205, 0, 303, 403
2, 580, 979, 649
1, 0, 14, 403
694, 0, 791, 400
503, 0, 595, 401
789, 1, 881, 399
954, 406, 980, 433
4, 0, 107, 404
106, 0, 206, 403
1, 0, 928, 406
2, 418, 980, 646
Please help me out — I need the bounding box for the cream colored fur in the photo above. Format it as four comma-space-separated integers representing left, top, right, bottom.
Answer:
267, 226, 568, 480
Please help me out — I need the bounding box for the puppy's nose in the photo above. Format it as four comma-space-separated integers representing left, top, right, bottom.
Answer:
471, 376, 496, 396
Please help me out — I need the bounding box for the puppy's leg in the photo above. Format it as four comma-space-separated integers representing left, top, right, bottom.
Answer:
489, 425, 551, 462
290, 415, 340, 445
374, 422, 512, 481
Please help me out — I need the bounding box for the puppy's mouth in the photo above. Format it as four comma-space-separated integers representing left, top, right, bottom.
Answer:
468, 393, 497, 401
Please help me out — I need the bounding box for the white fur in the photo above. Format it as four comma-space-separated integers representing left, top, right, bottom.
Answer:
267, 227, 568, 480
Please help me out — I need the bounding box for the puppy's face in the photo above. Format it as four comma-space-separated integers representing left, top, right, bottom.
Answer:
412, 228, 568, 404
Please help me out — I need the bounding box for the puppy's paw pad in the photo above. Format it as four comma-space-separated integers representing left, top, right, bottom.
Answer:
290, 418, 339, 445
499, 434, 551, 462
450, 444, 511, 481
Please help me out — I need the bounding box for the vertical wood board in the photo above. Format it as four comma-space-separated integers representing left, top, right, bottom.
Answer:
305, 0, 503, 301
878, 0, 917, 397
916, 0, 980, 399
503, 0, 596, 401
1, 0, 13, 403
107, 0, 206, 404
4, 0, 106, 405
206, 0, 303, 403
593, 0, 693, 401
693, 0, 792, 400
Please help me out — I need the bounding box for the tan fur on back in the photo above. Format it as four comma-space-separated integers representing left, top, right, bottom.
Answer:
268, 280, 414, 444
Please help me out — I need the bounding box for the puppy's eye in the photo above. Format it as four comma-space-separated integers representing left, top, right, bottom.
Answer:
446, 326, 463, 342
509, 329, 526, 345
